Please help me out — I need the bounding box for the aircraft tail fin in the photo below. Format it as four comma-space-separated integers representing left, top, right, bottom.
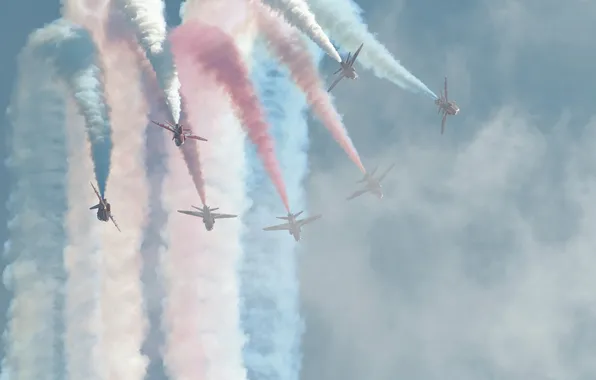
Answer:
90, 203, 100, 210
210, 207, 219, 211
294, 210, 304, 217
276, 216, 289, 220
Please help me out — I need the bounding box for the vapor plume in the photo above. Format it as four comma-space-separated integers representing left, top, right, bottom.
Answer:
32, 20, 113, 198
170, 21, 291, 212
241, 40, 322, 380
115, 0, 182, 122
2, 28, 69, 380
307, 0, 437, 98
259, 0, 342, 63
255, 3, 366, 173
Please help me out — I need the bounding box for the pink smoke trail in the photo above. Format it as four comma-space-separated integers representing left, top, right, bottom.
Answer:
170, 22, 291, 212
254, 3, 366, 174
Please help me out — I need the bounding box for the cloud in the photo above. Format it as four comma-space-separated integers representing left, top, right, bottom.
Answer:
301, 106, 596, 379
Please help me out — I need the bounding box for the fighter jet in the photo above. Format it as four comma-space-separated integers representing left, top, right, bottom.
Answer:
151, 120, 207, 146
177, 204, 237, 231
347, 163, 396, 201
435, 77, 460, 134
327, 43, 364, 93
263, 211, 322, 241
90, 182, 121, 232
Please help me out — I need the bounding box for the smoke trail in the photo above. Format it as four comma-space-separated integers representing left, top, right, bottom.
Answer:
307, 0, 436, 98
115, 0, 182, 123
95, 12, 150, 380
179, 104, 208, 204
260, 0, 341, 63
34, 19, 113, 198
63, 95, 103, 380
240, 40, 322, 380
132, 42, 171, 380
170, 21, 291, 212
159, 2, 251, 380
3, 27, 69, 380
255, 3, 366, 174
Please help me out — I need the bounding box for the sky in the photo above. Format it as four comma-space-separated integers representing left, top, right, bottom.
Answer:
2, 0, 596, 379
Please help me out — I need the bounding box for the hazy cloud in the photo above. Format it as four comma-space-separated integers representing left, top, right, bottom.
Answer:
299, 0, 596, 379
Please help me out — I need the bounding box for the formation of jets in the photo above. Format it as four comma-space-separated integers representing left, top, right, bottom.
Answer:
327, 45, 460, 134
151, 120, 208, 146
89, 45, 459, 241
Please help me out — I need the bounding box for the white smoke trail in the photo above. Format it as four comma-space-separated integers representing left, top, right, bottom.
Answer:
63, 1, 150, 378
259, 0, 342, 63
307, 0, 436, 98
239, 40, 321, 380
2, 28, 69, 380
159, 2, 250, 380
63, 94, 103, 380
98, 15, 150, 380
115, 0, 182, 123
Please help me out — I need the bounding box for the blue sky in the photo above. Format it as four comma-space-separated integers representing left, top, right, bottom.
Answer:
2, 0, 596, 379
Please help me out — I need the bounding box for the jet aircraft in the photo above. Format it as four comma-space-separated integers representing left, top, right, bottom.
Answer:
151, 120, 207, 146
346, 163, 396, 201
263, 211, 322, 241
177, 204, 237, 231
435, 77, 460, 134
327, 43, 364, 92
90, 182, 121, 232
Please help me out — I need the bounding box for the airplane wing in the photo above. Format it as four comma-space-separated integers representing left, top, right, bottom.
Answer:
186, 135, 208, 142
212, 213, 237, 219
178, 210, 204, 217
444, 77, 448, 101
327, 74, 344, 92
109, 215, 121, 232
298, 214, 322, 226
349, 43, 364, 66
346, 188, 369, 201
263, 223, 291, 231
377, 163, 396, 182
90, 182, 107, 208
151, 120, 175, 133
441, 113, 447, 134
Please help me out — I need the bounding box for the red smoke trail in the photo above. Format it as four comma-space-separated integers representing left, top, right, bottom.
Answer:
179, 113, 207, 205
254, 4, 366, 174
170, 22, 290, 212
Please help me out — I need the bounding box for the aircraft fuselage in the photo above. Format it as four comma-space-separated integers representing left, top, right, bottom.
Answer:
203, 217, 214, 231
342, 63, 358, 79
436, 98, 459, 116
290, 226, 301, 241
95, 203, 110, 222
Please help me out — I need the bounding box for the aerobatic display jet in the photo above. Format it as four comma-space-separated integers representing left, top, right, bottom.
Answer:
435, 77, 460, 134
90, 182, 121, 232
347, 163, 396, 201
177, 204, 237, 231
151, 120, 207, 146
263, 211, 322, 242
327, 43, 364, 93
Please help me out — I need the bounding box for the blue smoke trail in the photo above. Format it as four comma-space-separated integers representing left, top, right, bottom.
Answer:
240, 39, 323, 380
35, 20, 113, 198
2, 26, 69, 379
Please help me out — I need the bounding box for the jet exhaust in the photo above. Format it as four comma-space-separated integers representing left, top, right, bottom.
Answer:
170, 21, 291, 213
260, 0, 342, 63
240, 40, 322, 380
116, 0, 182, 123
255, 2, 367, 175
306, 0, 437, 98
